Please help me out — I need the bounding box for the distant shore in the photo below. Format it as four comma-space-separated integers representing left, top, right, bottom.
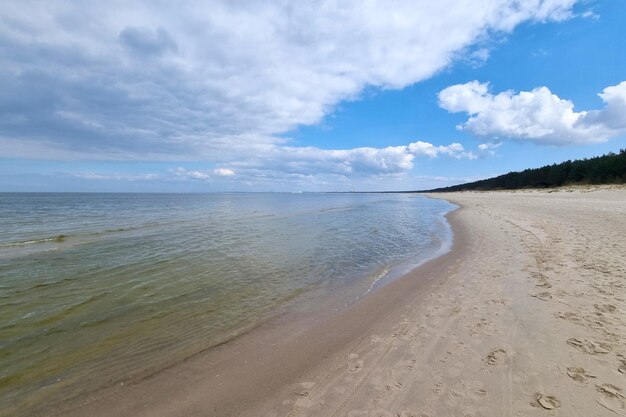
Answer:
55, 188, 626, 417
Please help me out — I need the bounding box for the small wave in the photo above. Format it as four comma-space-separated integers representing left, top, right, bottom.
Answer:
79, 316, 111, 328
0, 225, 149, 249
364, 266, 392, 294
0, 227, 143, 259
103, 227, 135, 234
0, 235, 68, 248
314, 206, 354, 214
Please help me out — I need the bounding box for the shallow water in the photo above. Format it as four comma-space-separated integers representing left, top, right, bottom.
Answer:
0, 192, 454, 415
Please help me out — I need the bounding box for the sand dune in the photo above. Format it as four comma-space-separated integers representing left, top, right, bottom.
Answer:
58, 188, 626, 417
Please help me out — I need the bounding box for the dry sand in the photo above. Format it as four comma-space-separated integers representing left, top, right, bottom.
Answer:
57, 188, 626, 417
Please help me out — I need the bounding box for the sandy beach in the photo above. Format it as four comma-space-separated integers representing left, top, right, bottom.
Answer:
56, 188, 626, 417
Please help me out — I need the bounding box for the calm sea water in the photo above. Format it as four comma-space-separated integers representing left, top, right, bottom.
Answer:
0, 192, 454, 415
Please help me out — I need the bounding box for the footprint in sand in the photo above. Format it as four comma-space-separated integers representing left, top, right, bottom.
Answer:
594, 303, 617, 313
294, 382, 313, 403
532, 272, 552, 288
431, 382, 445, 396
566, 367, 596, 384
470, 319, 492, 336
470, 388, 488, 400
294, 397, 313, 408
486, 348, 506, 365
566, 338, 611, 354
535, 393, 561, 410
532, 292, 552, 301
595, 383, 625, 415
348, 353, 363, 373
555, 311, 582, 324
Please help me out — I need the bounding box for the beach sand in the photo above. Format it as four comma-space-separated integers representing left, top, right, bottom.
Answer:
56, 188, 626, 417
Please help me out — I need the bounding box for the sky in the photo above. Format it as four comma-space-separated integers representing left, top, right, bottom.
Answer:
1, 0, 625, 192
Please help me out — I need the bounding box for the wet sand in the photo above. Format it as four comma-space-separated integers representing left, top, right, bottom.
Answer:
55, 187, 626, 417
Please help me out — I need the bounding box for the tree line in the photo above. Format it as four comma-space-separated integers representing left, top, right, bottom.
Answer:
423, 149, 626, 192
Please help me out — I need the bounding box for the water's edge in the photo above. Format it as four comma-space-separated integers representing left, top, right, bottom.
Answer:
56, 196, 465, 417
0, 193, 457, 416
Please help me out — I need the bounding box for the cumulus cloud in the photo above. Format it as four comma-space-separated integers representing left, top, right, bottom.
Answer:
478, 142, 502, 151
0, 0, 578, 161
165, 139, 475, 184
167, 140, 478, 190
476, 141, 502, 156
408, 141, 475, 159
216, 140, 475, 181
438, 80, 626, 145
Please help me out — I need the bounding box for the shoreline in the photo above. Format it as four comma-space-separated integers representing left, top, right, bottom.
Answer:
1, 193, 453, 417
52, 204, 465, 417
55, 188, 626, 416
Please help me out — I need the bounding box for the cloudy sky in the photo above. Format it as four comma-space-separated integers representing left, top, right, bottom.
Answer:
1, 0, 625, 192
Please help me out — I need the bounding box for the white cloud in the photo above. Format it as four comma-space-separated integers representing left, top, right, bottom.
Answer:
438, 80, 626, 145
214, 168, 235, 176
0, 0, 578, 161
213, 140, 476, 181
170, 140, 480, 190
478, 142, 500, 151
580, 10, 599, 20
19, 138, 483, 191
172, 167, 210, 180
477, 141, 502, 156
409, 141, 479, 160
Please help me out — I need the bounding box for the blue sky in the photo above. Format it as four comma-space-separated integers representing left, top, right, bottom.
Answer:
1, 0, 625, 192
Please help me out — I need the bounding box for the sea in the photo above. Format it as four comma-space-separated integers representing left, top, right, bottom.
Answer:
0, 192, 455, 415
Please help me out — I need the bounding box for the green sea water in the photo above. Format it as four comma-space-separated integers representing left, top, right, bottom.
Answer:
0, 192, 454, 415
